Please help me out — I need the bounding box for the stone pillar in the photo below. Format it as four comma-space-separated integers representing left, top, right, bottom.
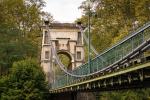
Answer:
41, 21, 53, 84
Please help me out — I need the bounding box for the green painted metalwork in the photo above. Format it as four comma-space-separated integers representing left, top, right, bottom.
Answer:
50, 62, 150, 92
51, 22, 150, 89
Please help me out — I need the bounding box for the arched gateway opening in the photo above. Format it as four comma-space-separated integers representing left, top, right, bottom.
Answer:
57, 51, 73, 71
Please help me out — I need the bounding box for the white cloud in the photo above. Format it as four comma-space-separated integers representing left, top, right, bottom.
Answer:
43, 0, 84, 23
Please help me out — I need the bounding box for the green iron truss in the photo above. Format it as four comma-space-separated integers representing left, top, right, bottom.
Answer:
50, 62, 150, 93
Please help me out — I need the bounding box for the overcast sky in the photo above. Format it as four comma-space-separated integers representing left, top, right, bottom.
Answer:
43, 0, 84, 23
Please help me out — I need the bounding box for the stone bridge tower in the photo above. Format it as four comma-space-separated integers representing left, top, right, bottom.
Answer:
41, 21, 85, 83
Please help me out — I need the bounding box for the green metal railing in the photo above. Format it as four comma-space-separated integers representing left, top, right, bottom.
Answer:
52, 22, 150, 89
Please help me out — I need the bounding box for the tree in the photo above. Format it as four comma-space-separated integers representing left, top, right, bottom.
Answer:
0, 0, 52, 99
0, 0, 53, 75
0, 59, 49, 100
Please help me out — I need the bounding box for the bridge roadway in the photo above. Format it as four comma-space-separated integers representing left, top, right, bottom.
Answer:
50, 21, 150, 96
50, 62, 150, 93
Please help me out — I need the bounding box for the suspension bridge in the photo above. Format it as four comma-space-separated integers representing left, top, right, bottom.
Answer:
41, 21, 150, 99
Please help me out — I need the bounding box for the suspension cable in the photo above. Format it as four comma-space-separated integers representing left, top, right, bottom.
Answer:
78, 25, 105, 62
48, 22, 150, 78
52, 38, 150, 77
79, 26, 98, 55
48, 25, 106, 77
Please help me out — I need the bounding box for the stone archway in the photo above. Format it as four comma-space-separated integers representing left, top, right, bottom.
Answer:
57, 50, 74, 70
41, 22, 85, 83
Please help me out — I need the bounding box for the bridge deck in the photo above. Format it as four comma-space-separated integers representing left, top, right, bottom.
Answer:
50, 62, 150, 93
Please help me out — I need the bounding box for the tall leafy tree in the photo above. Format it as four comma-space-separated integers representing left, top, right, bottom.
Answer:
0, 0, 53, 75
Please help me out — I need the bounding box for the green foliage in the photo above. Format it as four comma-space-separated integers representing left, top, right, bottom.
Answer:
0, 59, 49, 100
0, 0, 53, 75
0, 39, 38, 74
0, 0, 52, 98
97, 89, 150, 100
